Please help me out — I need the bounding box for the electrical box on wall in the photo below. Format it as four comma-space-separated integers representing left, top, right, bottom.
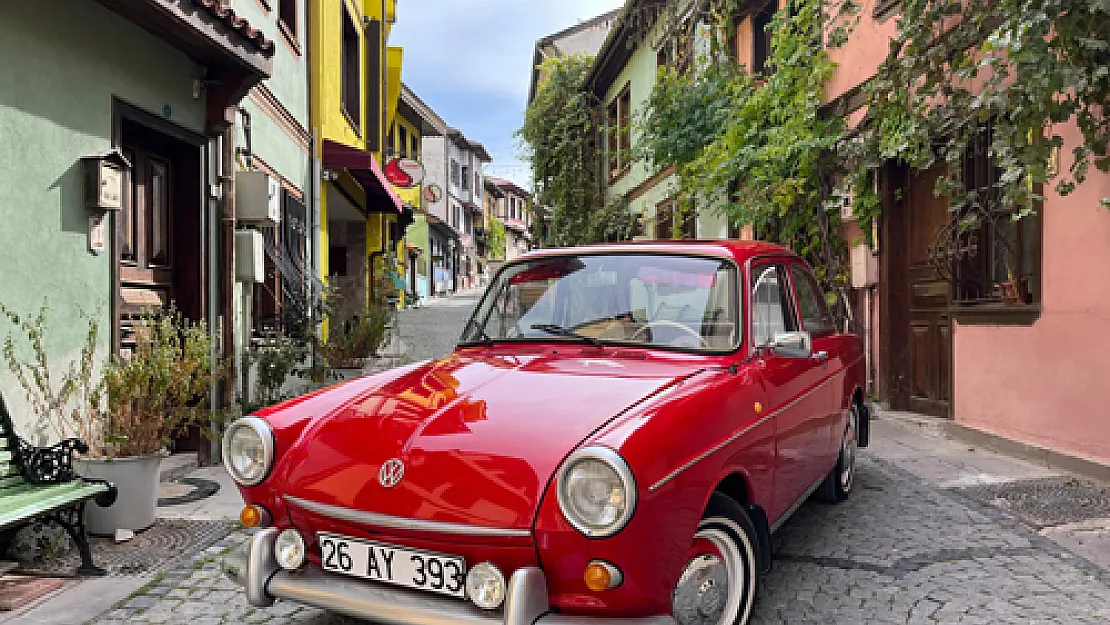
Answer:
235, 171, 281, 225
850, 243, 878, 288
82, 149, 130, 211
235, 230, 265, 284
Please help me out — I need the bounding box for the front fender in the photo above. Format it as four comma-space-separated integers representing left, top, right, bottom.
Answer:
533, 366, 772, 617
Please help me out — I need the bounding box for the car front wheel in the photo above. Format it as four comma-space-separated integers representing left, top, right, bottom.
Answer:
671, 494, 759, 625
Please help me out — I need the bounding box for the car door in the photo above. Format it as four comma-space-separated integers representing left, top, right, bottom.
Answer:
787, 262, 845, 469
749, 261, 826, 522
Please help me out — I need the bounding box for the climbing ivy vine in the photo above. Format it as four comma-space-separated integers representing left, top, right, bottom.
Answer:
637, 0, 1109, 285
843, 0, 1110, 222
519, 55, 636, 246
638, 0, 851, 284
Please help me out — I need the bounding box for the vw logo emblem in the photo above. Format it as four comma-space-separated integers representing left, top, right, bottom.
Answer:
378, 458, 405, 488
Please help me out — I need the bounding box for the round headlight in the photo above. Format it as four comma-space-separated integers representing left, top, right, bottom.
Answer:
557, 446, 637, 538
222, 417, 274, 486
465, 562, 506, 610
274, 528, 305, 570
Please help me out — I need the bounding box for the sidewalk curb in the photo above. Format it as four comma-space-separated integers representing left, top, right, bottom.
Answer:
874, 407, 1110, 485
944, 420, 1110, 485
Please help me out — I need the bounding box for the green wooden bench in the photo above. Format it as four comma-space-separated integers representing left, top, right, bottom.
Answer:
0, 393, 117, 576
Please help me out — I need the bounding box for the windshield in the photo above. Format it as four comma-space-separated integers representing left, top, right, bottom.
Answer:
460, 253, 740, 352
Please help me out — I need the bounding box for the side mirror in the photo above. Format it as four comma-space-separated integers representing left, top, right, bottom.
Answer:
770, 331, 812, 359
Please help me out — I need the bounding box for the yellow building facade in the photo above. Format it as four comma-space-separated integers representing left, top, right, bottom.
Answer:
309, 0, 404, 310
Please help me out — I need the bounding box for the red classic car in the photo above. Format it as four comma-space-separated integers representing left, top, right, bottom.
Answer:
222, 240, 870, 625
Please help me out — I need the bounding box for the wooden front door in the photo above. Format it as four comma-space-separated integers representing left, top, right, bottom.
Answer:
118, 146, 174, 354
903, 166, 952, 416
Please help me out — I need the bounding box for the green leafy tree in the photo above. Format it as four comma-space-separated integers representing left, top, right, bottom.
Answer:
487, 218, 507, 260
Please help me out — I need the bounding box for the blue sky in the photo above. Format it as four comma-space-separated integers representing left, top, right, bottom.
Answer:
390, 0, 625, 188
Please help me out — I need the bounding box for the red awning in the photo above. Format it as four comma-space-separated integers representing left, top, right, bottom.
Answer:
322, 140, 403, 214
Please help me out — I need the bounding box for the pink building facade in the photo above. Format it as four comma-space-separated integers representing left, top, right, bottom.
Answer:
826, 0, 1110, 468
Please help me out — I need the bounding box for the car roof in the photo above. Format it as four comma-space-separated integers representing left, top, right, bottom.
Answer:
517, 239, 796, 266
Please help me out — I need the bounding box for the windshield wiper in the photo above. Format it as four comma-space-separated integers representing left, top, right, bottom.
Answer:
530, 324, 603, 347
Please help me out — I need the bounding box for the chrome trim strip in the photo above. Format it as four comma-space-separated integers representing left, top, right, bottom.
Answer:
770, 475, 825, 534
284, 495, 533, 538
648, 356, 863, 492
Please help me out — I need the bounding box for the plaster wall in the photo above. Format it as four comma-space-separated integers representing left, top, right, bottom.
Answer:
553, 16, 619, 58
232, 0, 310, 191
823, 0, 899, 104
954, 122, 1110, 465
0, 0, 205, 440
406, 215, 431, 299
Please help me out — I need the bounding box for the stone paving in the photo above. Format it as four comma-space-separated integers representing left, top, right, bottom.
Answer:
87, 290, 1110, 624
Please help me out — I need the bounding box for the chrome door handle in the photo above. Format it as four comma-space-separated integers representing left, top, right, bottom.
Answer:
812, 350, 829, 361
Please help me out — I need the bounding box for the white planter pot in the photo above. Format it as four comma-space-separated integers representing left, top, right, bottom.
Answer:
74, 455, 162, 537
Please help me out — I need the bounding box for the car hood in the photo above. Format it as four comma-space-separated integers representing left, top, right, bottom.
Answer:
281, 350, 702, 532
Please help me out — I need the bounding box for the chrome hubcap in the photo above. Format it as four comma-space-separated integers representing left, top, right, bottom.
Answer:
840, 407, 859, 492
673, 529, 744, 625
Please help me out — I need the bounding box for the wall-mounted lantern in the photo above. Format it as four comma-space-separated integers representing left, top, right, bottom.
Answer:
82, 149, 131, 212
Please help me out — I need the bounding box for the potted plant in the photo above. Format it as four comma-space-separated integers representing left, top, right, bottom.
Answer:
317, 281, 393, 380
75, 307, 225, 535
320, 302, 393, 380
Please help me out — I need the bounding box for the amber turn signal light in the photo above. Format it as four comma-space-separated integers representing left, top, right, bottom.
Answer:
584, 560, 623, 591
240, 504, 271, 528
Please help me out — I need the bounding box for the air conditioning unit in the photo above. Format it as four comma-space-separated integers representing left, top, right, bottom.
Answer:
235, 230, 265, 284
850, 243, 878, 288
236, 171, 281, 225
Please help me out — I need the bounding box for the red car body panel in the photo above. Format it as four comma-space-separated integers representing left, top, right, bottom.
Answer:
280, 351, 705, 530
233, 240, 866, 619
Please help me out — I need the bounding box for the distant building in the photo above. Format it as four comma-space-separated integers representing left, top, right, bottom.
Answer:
387, 85, 448, 303
528, 9, 622, 105
422, 129, 491, 294
485, 178, 534, 262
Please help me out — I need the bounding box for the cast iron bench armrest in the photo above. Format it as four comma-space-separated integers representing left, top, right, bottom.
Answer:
0, 393, 117, 575
17, 437, 88, 485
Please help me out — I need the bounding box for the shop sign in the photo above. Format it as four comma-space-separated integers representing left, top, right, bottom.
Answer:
424, 183, 443, 204
386, 158, 426, 188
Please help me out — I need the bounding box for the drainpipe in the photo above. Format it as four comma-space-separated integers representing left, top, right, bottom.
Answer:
220, 125, 237, 434
207, 137, 219, 466
306, 4, 321, 361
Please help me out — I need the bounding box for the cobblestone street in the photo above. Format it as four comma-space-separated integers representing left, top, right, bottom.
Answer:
88, 291, 1110, 625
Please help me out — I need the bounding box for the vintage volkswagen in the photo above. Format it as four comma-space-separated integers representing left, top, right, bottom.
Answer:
222, 241, 869, 625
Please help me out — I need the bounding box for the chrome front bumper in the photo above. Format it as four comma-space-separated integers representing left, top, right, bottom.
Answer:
223, 528, 674, 625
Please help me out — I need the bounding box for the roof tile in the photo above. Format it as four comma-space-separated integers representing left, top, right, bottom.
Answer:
192, 0, 275, 56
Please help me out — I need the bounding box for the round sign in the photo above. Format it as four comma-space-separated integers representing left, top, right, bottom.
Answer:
384, 157, 426, 188
424, 183, 443, 204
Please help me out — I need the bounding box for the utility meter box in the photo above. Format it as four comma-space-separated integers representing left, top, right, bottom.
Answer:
235, 171, 281, 225
850, 243, 878, 288
235, 230, 265, 284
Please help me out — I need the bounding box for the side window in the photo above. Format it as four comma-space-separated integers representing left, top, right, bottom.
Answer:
789, 264, 836, 336
751, 264, 796, 347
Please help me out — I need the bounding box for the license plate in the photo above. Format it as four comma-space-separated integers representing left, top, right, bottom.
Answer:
318, 533, 467, 599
